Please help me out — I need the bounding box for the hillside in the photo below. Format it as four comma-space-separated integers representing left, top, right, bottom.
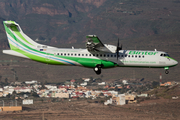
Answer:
0, 0, 180, 83
0, 0, 180, 48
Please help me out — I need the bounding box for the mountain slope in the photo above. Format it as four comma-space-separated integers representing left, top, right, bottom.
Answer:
0, 0, 180, 82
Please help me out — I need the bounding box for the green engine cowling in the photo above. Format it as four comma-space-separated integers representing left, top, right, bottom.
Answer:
78, 59, 116, 68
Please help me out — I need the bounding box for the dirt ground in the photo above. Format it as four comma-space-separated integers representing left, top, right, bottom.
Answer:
0, 98, 180, 120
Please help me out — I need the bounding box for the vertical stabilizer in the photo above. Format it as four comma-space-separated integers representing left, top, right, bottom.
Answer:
3, 21, 40, 50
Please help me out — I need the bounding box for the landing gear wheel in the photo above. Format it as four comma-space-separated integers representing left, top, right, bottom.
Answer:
165, 70, 169, 74
93, 64, 104, 75
94, 67, 101, 75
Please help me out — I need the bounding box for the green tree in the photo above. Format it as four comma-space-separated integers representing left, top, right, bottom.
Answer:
5, 78, 8, 85
152, 81, 159, 88
15, 77, 18, 81
31, 92, 39, 97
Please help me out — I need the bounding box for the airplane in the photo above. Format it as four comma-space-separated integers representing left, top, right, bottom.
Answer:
2, 21, 178, 75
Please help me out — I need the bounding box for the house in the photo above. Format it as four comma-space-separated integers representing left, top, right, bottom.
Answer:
122, 80, 128, 85
77, 86, 87, 90
137, 94, 148, 97
83, 78, 90, 82
25, 80, 37, 84
58, 88, 67, 92
80, 82, 87, 86
70, 79, 76, 84
125, 94, 137, 104
104, 98, 112, 105
0, 92, 3, 97
45, 85, 57, 91
104, 85, 109, 89
3, 86, 15, 95
105, 94, 125, 105
160, 82, 172, 86
55, 92, 69, 98
14, 87, 32, 93
98, 82, 106, 85
14, 82, 22, 85
115, 94, 126, 105
0, 88, 3, 92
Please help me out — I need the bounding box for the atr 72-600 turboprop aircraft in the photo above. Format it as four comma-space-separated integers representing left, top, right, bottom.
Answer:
2, 21, 178, 75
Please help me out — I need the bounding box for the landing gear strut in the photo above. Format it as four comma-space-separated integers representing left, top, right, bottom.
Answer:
93, 64, 103, 75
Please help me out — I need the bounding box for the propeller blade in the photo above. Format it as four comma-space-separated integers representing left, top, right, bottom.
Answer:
120, 44, 122, 50
116, 38, 120, 60
116, 38, 123, 60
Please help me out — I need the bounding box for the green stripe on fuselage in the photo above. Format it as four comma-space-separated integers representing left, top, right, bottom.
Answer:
10, 44, 65, 65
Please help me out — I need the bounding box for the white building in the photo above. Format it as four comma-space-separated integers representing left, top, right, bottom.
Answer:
98, 82, 106, 85
117, 94, 126, 105
14, 87, 32, 93
0, 88, 3, 92
80, 82, 87, 86
45, 85, 57, 91
25, 80, 37, 84
122, 80, 128, 85
83, 78, 90, 82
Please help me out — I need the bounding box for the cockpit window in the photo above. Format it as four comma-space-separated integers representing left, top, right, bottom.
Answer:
160, 53, 170, 57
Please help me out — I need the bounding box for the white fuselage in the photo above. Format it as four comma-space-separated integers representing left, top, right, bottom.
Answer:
32, 48, 177, 68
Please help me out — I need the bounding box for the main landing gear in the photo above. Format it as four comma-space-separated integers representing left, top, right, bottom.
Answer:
93, 64, 104, 75
164, 67, 169, 74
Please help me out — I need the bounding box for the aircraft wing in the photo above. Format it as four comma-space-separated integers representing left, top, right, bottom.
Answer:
86, 35, 111, 52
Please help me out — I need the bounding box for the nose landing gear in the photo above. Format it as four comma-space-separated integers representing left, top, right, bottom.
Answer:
164, 67, 169, 74
165, 69, 169, 74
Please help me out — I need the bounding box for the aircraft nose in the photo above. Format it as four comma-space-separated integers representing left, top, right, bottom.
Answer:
174, 60, 178, 66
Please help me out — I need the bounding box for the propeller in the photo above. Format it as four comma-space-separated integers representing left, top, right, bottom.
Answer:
116, 38, 122, 60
